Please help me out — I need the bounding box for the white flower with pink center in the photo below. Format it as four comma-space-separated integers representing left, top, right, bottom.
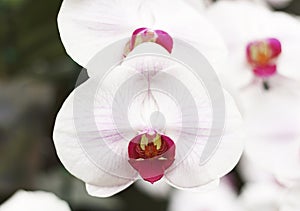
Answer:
206, 0, 300, 186
53, 0, 244, 197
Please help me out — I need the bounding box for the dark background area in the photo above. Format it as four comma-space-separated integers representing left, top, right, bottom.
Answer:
0, 0, 300, 210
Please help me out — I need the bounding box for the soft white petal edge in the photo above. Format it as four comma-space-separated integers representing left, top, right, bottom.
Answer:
86, 181, 134, 198
168, 179, 241, 211
53, 79, 138, 190
57, 0, 228, 74
166, 178, 220, 192
164, 90, 244, 188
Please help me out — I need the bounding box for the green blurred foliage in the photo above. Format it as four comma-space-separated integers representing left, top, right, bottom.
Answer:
0, 0, 81, 208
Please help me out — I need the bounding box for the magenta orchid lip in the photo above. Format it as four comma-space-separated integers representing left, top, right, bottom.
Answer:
246, 38, 282, 78
124, 28, 174, 57
128, 132, 175, 183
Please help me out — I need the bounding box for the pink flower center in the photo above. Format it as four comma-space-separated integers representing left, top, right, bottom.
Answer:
246, 38, 282, 78
124, 28, 174, 57
128, 132, 175, 184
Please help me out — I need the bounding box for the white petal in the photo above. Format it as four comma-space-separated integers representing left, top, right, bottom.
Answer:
240, 76, 300, 135
58, 0, 227, 75
239, 182, 283, 211
0, 190, 71, 211
245, 135, 300, 185
238, 155, 275, 183
242, 183, 300, 211
53, 78, 138, 193
237, 78, 300, 183
164, 89, 244, 188
167, 178, 220, 192
168, 179, 241, 211
86, 182, 134, 198
280, 187, 300, 211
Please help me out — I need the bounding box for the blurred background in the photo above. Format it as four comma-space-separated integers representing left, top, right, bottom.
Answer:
1, 0, 300, 210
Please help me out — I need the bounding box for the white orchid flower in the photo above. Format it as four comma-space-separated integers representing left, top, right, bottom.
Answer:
53, 0, 244, 197
0, 190, 71, 211
206, 0, 300, 186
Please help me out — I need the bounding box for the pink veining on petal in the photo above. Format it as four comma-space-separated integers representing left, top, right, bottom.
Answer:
246, 38, 282, 78
128, 132, 175, 184
124, 28, 174, 57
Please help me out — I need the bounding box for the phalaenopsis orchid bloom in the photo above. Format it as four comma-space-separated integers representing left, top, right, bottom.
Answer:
206, 0, 300, 186
53, 0, 244, 197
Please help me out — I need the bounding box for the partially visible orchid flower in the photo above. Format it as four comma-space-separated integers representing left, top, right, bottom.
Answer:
206, 0, 300, 186
206, 0, 300, 91
0, 190, 71, 211
246, 38, 282, 88
57, 0, 228, 76
168, 178, 242, 211
54, 0, 244, 197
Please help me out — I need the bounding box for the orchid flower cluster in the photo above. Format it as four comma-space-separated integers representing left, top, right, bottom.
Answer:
53, 0, 300, 209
